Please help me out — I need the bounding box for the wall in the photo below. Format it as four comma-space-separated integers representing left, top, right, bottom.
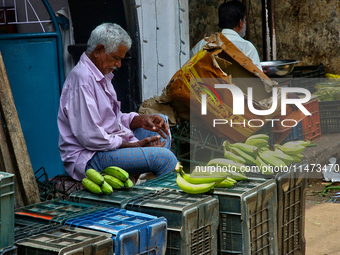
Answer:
189, 0, 340, 74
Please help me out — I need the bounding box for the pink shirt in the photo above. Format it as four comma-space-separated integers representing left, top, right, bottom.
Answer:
58, 53, 139, 181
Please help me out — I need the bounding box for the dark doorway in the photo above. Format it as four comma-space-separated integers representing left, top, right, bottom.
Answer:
67, 0, 141, 113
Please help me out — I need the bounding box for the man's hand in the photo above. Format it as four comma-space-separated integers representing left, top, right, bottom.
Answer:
119, 135, 165, 148
130, 115, 170, 139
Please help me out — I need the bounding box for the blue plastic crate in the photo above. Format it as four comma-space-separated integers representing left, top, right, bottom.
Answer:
65, 207, 167, 255
0, 172, 15, 252
282, 121, 304, 144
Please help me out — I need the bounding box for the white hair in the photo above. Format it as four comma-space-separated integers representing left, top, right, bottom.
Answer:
86, 23, 132, 54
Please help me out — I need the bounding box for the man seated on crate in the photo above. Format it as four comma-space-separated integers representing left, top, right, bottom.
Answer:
57, 23, 177, 182
190, 0, 263, 71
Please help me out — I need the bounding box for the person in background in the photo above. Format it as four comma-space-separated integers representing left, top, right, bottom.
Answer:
57, 23, 177, 182
190, 0, 262, 71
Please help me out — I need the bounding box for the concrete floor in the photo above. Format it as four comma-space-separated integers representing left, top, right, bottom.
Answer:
301, 134, 340, 255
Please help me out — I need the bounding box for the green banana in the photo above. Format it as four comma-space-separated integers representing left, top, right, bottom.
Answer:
180, 169, 226, 184
224, 148, 246, 164
255, 157, 273, 175
103, 174, 125, 189
259, 151, 287, 167
176, 173, 215, 194
205, 158, 247, 181
290, 155, 301, 163
215, 178, 235, 188
227, 141, 259, 157
283, 140, 310, 147
269, 150, 294, 165
85, 169, 104, 185
206, 158, 245, 171
103, 166, 129, 181
231, 147, 257, 165
101, 180, 113, 195
124, 178, 134, 189
296, 153, 304, 159
278, 144, 305, 155
175, 162, 183, 173
82, 178, 103, 194
245, 138, 268, 148
246, 134, 269, 141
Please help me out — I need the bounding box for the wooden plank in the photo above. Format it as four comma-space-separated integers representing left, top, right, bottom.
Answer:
0, 115, 25, 208
0, 51, 40, 205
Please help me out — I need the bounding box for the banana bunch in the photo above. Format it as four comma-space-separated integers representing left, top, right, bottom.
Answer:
174, 162, 237, 194
326, 73, 340, 79
221, 134, 310, 175
82, 167, 134, 195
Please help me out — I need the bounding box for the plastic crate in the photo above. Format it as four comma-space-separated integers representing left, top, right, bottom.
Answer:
301, 97, 321, 141
125, 189, 219, 255
65, 207, 167, 255
290, 65, 325, 93
14, 219, 61, 241
14, 200, 106, 224
16, 226, 113, 255
276, 166, 308, 255
319, 100, 340, 133
213, 178, 278, 255
138, 171, 179, 190
68, 187, 156, 208
171, 121, 225, 165
282, 121, 304, 144
0, 172, 15, 252
137, 173, 278, 254
0, 246, 17, 255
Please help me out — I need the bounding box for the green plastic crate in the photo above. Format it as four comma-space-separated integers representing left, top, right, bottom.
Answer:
16, 226, 113, 255
68, 187, 156, 208
319, 100, 340, 133
136, 173, 278, 254
0, 172, 15, 252
15, 200, 106, 224
126, 189, 219, 255
276, 166, 308, 255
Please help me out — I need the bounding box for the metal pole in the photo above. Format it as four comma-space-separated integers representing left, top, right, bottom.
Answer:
268, 0, 276, 60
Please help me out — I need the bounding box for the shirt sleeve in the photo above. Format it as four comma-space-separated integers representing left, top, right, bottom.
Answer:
246, 43, 263, 71
119, 112, 139, 130
67, 84, 123, 151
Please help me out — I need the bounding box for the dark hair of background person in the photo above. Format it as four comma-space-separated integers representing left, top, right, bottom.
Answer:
218, 0, 247, 29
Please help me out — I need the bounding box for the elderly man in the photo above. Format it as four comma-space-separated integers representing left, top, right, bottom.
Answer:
190, 0, 262, 71
58, 23, 177, 181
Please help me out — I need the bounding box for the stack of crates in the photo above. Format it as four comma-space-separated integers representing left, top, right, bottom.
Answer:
69, 187, 219, 255
276, 166, 308, 255
319, 100, 340, 134
16, 226, 113, 254
301, 97, 322, 141
0, 172, 16, 255
65, 207, 167, 255
136, 172, 278, 254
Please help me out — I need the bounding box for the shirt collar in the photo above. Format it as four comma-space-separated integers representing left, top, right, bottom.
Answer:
80, 52, 114, 81
221, 28, 242, 38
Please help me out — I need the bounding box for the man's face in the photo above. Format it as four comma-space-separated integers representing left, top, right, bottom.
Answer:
95, 45, 128, 75
239, 17, 247, 38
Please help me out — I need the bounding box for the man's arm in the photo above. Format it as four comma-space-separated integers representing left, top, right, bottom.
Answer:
130, 115, 170, 139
